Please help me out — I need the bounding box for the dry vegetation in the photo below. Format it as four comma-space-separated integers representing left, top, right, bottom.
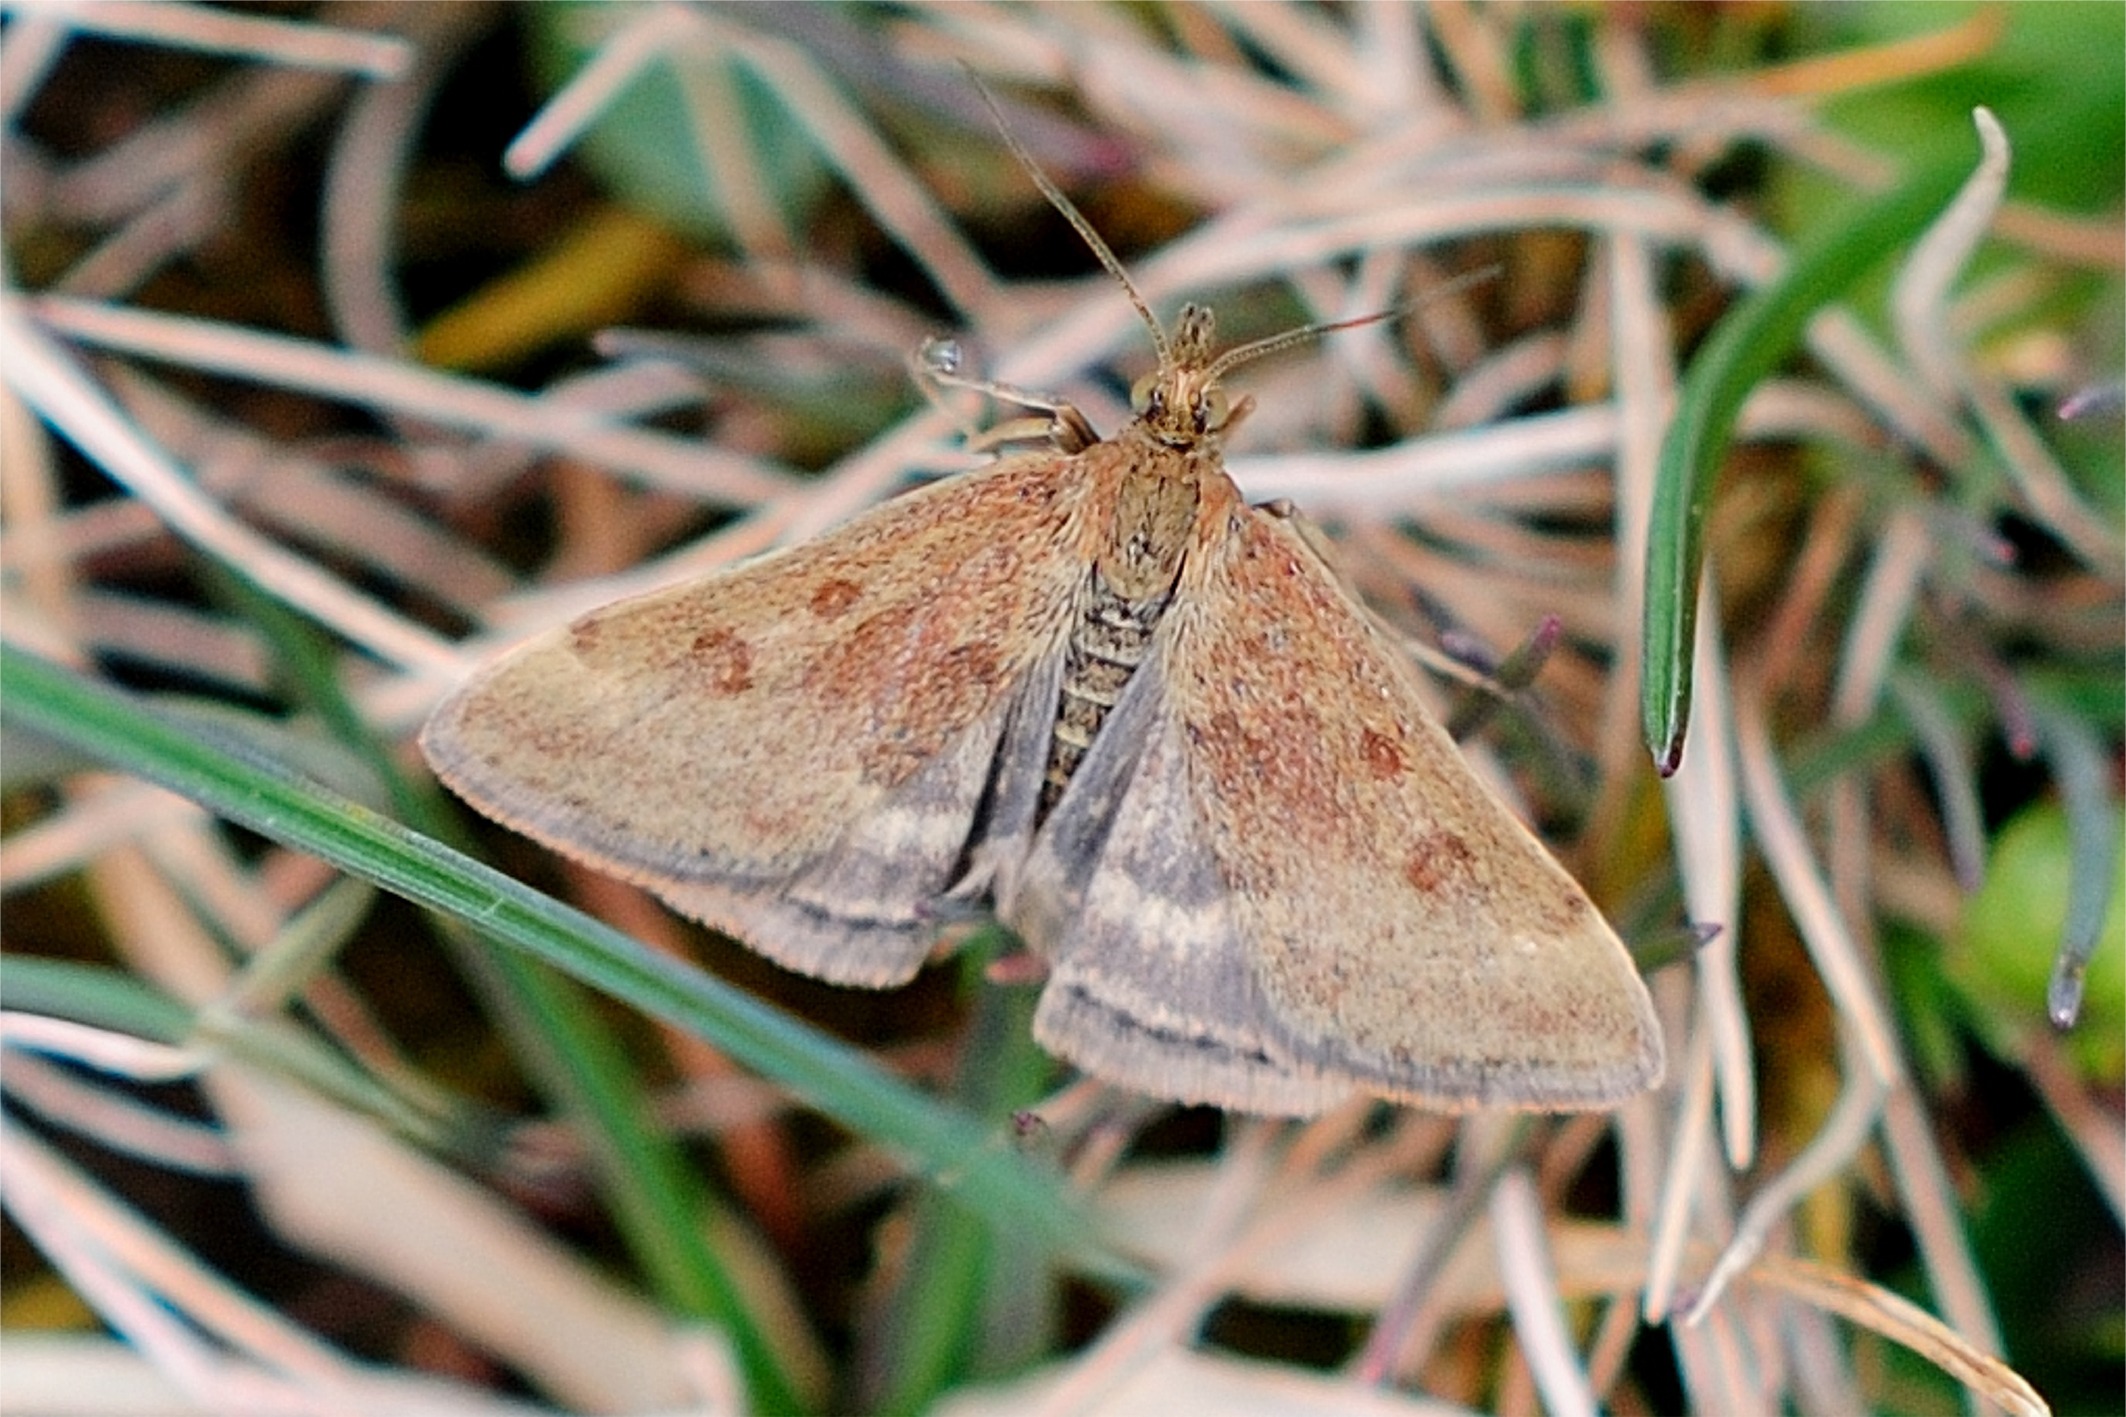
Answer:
2, 4, 2119, 1415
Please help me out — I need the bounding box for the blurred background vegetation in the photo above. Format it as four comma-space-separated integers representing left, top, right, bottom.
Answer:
2, 4, 2119, 1415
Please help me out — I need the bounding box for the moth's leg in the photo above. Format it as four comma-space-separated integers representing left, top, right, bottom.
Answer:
911, 336, 1101, 454
1435, 615, 1564, 740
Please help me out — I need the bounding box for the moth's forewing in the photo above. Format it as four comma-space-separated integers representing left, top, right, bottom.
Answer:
1154, 491, 1664, 1110
421, 454, 1088, 986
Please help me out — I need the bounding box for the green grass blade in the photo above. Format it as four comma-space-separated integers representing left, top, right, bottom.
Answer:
866, 951, 1057, 1416
1642, 159, 1971, 774
3, 955, 197, 1046
2030, 695, 2125, 1028
0, 956, 454, 1147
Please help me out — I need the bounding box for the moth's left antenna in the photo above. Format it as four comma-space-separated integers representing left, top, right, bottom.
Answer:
963, 65, 1171, 370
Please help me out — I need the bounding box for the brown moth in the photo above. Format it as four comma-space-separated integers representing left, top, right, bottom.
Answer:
422, 122, 1664, 1118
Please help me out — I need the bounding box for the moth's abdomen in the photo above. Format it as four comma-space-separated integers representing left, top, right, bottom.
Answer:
1040, 574, 1171, 821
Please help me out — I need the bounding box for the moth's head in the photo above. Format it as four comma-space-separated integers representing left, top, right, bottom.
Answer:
1131, 303, 1247, 449
968, 75, 1414, 457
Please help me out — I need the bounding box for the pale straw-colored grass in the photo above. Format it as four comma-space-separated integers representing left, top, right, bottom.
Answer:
5, 4, 2118, 1414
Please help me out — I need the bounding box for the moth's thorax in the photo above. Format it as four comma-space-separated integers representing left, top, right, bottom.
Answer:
1097, 424, 1212, 602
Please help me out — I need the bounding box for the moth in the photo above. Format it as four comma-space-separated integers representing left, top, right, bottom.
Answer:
422, 120, 1664, 1118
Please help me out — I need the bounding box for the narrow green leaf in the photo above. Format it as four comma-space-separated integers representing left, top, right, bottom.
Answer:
1642, 158, 1971, 773
0, 957, 447, 1145
866, 948, 1056, 1417
2030, 697, 2125, 1029
2, 956, 195, 1045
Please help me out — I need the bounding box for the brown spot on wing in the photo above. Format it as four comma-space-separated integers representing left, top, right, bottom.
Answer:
690, 628, 753, 695
1402, 830, 1476, 894
809, 577, 863, 618
1359, 728, 1405, 778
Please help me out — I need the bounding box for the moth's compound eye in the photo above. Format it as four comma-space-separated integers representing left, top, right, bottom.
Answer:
1131, 373, 1159, 415
1198, 387, 1230, 432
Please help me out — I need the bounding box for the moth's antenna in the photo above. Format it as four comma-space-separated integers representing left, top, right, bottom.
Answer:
1203, 265, 1503, 383
964, 65, 1171, 370
1204, 309, 1401, 383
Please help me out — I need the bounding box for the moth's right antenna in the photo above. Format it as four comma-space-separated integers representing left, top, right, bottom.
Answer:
963, 65, 1171, 370
1205, 265, 1505, 383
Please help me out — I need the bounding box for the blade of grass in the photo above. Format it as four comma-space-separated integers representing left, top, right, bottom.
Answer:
0, 648, 1093, 1267
4, 955, 198, 1049
865, 944, 1056, 1417
0, 956, 446, 1147
2029, 695, 2124, 1029
1641, 154, 1975, 774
